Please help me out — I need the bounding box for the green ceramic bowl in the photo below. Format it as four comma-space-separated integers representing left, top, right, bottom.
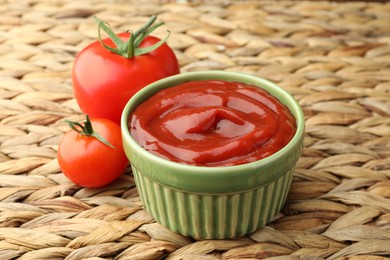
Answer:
121, 71, 304, 239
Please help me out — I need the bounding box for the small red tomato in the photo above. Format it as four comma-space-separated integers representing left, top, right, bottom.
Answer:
72, 16, 180, 124
58, 115, 128, 188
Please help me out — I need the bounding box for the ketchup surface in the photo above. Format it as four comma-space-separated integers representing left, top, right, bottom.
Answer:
129, 80, 296, 166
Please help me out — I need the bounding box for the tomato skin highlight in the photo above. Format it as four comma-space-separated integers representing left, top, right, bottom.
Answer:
58, 118, 128, 188
72, 33, 180, 124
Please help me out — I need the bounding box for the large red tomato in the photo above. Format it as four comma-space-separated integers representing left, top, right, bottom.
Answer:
72, 16, 180, 124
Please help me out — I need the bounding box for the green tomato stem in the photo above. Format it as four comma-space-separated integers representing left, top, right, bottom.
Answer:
94, 15, 168, 59
65, 115, 115, 148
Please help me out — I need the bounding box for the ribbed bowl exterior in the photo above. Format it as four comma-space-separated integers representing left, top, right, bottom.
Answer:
132, 165, 295, 239
122, 71, 305, 239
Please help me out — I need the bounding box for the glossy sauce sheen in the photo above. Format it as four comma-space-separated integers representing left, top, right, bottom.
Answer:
129, 80, 296, 166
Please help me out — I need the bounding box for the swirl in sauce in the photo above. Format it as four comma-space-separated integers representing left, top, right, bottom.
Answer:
129, 80, 296, 166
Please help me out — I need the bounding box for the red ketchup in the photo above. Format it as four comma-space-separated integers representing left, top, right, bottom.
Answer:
129, 80, 296, 166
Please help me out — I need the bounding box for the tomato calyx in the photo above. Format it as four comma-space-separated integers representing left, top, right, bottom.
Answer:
65, 115, 115, 148
94, 15, 170, 59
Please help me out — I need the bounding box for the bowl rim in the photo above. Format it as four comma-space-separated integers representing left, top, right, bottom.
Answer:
121, 70, 304, 192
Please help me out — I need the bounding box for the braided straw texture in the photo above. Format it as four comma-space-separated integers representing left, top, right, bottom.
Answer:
1, 0, 390, 259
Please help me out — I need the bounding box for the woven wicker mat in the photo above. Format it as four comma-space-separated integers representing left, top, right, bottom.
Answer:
1, 0, 390, 259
